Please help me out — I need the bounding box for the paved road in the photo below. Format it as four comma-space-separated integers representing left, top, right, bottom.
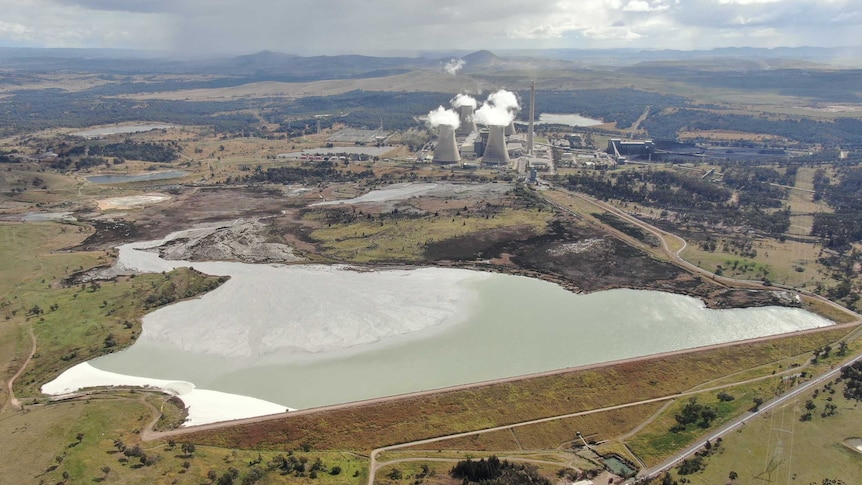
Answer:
543, 185, 860, 322
634, 351, 862, 482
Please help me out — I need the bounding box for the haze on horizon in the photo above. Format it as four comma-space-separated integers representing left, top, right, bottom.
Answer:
0, 0, 859, 57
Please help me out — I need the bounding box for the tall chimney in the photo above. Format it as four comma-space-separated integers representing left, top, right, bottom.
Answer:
433, 124, 461, 163
456, 105, 477, 135
528, 81, 535, 155
482, 125, 509, 165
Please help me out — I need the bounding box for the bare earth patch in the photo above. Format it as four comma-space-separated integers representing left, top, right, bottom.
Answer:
148, 219, 304, 263
97, 193, 171, 210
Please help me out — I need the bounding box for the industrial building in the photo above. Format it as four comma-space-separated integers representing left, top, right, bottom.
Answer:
428, 83, 550, 170
328, 128, 392, 145
607, 139, 655, 163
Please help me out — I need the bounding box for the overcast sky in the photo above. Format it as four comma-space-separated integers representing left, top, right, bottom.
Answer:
0, 0, 859, 55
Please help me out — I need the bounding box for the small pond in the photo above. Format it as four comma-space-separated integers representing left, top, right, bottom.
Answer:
87, 171, 188, 184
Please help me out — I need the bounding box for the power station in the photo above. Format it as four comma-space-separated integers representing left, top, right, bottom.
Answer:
456, 105, 477, 136
482, 125, 510, 165
433, 124, 461, 163
423, 84, 556, 175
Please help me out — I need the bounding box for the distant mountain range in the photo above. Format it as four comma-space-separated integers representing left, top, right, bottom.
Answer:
0, 46, 859, 78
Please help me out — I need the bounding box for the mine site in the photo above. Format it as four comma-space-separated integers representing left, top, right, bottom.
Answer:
2, 15, 862, 485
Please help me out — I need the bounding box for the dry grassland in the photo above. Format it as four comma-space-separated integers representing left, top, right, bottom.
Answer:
116, 71, 490, 101
0, 396, 368, 485
182, 327, 851, 453
680, 237, 828, 288
679, 383, 862, 484
308, 208, 552, 262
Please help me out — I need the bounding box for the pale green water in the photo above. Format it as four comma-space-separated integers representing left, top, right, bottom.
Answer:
536, 113, 602, 126
91, 271, 832, 410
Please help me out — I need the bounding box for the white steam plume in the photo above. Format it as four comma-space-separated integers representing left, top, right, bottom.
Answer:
488, 89, 520, 112
474, 102, 514, 126
427, 105, 461, 129
474, 89, 520, 126
451, 94, 478, 109
443, 58, 466, 75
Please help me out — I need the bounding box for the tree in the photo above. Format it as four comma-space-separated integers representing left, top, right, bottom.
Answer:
751, 397, 764, 412
101, 466, 111, 479
729, 470, 738, 482
181, 442, 196, 457
699, 407, 718, 428
387, 468, 403, 480
677, 456, 704, 475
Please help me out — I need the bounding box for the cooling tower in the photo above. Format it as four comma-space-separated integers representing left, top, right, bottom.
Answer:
433, 124, 461, 163
482, 125, 509, 165
457, 105, 477, 135
505, 120, 517, 136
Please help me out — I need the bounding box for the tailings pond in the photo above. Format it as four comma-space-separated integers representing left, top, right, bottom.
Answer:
44, 229, 834, 420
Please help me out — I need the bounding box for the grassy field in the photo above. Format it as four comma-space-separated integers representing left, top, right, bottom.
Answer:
308, 207, 552, 262
402, 401, 665, 453
680, 237, 830, 288
0, 394, 369, 485
626, 381, 778, 464
666, 378, 862, 484
0, 221, 228, 400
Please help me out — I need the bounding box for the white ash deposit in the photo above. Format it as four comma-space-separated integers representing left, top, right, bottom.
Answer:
312, 182, 511, 207
42, 362, 290, 426
114, 229, 490, 358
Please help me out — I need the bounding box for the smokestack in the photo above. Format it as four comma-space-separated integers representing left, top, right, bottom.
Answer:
482, 125, 509, 165
505, 120, 516, 136
456, 105, 477, 135
528, 81, 535, 155
433, 124, 461, 163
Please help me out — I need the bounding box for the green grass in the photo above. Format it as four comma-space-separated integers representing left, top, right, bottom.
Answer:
0, 221, 227, 399
676, 384, 862, 484
626, 382, 772, 465
14, 268, 227, 398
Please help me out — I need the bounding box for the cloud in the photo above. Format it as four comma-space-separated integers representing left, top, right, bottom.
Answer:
0, 0, 854, 53
52, 0, 178, 13
623, 1, 669, 12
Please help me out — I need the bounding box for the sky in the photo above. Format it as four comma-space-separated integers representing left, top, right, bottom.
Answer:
0, 0, 859, 56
